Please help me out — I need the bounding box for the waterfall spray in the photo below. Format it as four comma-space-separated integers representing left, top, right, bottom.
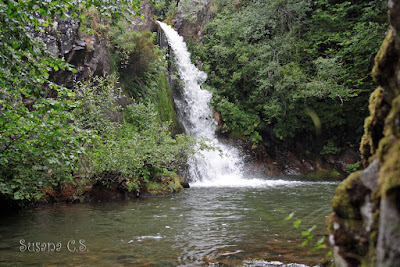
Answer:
158, 21, 268, 187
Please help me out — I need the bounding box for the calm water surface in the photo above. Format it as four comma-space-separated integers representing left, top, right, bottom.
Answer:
0, 181, 337, 266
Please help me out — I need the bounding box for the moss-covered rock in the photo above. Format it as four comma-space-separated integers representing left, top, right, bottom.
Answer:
360, 86, 388, 166
379, 141, 400, 198
146, 171, 184, 195
329, 169, 377, 266
154, 73, 185, 135
331, 171, 368, 220
330, 2, 400, 265
372, 28, 399, 88
384, 95, 400, 138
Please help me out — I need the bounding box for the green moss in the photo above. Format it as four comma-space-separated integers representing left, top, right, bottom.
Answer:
146, 170, 184, 195
372, 28, 397, 85
305, 170, 342, 181
331, 171, 363, 220
360, 116, 373, 164
146, 182, 168, 194
369, 87, 384, 119
377, 95, 400, 197
384, 95, 400, 138
360, 87, 388, 165
153, 74, 185, 135
172, 175, 184, 192
379, 141, 400, 197
376, 137, 389, 163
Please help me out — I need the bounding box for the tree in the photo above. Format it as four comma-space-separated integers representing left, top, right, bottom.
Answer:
0, 0, 142, 201
189, 0, 387, 149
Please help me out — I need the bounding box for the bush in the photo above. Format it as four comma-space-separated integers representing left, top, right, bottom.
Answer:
320, 140, 341, 155
87, 101, 196, 183
211, 96, 262, 144
71, 76, 197, 186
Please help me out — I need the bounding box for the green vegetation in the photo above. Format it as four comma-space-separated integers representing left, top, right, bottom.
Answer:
284, 212, 331, 262
73, 77, 195, 185
151, 0, 179, 21
345, 161, 361, 174
109, 20, 183, 133
0, 0, 141, 202
0, 0, 195, 203
180, 0, 387, 153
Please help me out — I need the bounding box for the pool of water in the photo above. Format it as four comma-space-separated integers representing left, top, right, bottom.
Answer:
0, 180, 337, 266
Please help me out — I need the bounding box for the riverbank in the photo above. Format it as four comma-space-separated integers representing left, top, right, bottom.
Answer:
215, 133, 359, 181
0, 173, 190, 215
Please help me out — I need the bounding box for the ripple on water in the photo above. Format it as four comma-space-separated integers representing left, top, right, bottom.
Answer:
0, 184, 336, 266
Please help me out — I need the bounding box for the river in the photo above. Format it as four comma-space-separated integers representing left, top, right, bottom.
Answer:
0, 181, 336, 266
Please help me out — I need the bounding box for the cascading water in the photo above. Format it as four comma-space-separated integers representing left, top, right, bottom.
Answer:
158, 21, 274, 187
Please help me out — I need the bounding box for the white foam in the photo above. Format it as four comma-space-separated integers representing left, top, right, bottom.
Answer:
158, 21, 245, 183
190, 176, 299, 188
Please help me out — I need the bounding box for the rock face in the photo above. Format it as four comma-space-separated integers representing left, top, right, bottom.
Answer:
33, 1, 158, 88
215, 116, 359, 179
33, 14, 111, 88
172, 0, 212, 42
329, 2, 400, 266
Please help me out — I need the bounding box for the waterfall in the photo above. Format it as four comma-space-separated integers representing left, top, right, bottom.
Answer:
158, 21, 267, 187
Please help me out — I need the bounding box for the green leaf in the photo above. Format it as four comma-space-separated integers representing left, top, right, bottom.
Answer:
284, 212, 295, 221
293, 219, 301, 229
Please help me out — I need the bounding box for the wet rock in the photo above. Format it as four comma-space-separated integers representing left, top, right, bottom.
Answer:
240, 137, 350, 179
179, 176, 190, 188
283, 166, 301, 176
305, 170, 342, 181
263, 163, 281, 177
329, 172, 373, 266
331, 172, 370, 220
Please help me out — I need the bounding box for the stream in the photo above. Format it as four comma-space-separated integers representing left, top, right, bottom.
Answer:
0, 181, 336, 266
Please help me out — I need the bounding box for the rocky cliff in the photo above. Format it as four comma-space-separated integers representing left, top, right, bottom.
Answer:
33, 1, 157, 89
329, 1, 400, 266
32, 14, 111, 89
172, 0, 212, 42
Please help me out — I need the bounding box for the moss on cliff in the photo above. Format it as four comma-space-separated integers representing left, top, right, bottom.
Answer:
330, 3, 400, 265
379, 141, 400, 197
360, 86, 387, 165
360, 27, 400, 166
331, 171, 365, 220
372, 28, 398, 85
154, 73, 185, 135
